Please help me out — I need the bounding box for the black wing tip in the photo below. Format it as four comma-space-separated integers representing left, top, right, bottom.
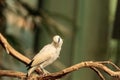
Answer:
27, 66, 31, 70
26, 60, 34, 70
26, 60, 34, 67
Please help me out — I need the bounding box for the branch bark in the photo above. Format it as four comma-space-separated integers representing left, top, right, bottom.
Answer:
0, 70, 25, 78
42, 61, 120, 80
0, 33, 30, 65
0, 61, 120, 80
0, 33, 120, 80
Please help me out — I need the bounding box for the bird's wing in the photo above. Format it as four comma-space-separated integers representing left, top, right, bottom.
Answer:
26, 52, 51, 70
31, 45, 55, 67
31, 52, 52, 67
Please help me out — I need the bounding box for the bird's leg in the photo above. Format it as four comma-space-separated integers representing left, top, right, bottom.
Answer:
40, 68, 44, 74
35, 66, 44, 75
39, 66, 50, 76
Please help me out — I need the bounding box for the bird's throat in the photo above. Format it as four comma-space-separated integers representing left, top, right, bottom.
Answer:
53, 42, 59, 48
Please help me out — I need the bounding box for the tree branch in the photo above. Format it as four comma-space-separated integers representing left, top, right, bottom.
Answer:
0, 33, 42, 75
42, 61, 120, 80
0, 70, 25, 78
0, 61, 120, 80
0, 33, 120, 80
0, 33, 30, 65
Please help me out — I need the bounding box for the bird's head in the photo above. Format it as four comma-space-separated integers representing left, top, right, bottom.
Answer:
53, 35, 63, 47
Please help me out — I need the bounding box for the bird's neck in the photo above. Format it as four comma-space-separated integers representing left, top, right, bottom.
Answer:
51, 42, 61, 48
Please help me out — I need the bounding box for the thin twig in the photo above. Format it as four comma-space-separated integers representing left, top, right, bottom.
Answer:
98, 61, 120, 70
90, 67, 105, 80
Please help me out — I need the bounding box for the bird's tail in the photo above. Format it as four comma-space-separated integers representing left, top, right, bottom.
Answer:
26, 60, 34, 67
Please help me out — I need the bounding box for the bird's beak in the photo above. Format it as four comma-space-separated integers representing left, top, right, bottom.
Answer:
58, 38, 60, 43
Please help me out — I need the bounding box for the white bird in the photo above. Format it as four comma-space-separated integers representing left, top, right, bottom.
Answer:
26, 35, 63, 76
